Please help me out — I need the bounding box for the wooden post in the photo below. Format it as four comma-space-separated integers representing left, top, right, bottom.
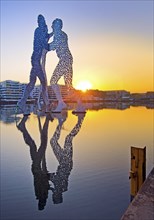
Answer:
129, 146, 146, 200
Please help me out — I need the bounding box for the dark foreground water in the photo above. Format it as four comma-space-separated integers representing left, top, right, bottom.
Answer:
0, 103, 153, 220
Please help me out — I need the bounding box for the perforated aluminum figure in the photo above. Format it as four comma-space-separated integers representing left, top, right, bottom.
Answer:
17, 15, 51, 114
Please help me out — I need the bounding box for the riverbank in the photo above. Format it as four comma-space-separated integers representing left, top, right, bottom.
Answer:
121, 167, 154, 220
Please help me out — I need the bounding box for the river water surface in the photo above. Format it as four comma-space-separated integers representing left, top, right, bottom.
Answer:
0, 104, 153, 220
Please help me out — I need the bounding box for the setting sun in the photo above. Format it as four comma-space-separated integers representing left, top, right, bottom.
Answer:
75, 80, 92, 92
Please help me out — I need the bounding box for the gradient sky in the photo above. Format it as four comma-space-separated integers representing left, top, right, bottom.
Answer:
1, 0, 153, 92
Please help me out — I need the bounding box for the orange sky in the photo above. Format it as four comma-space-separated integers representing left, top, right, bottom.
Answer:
1, 1, 153, 93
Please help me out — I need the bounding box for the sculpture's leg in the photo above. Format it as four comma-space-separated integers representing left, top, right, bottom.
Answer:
64, 64, 86, 113
36, 50, 49, 112
17, 69, 36, 115
51, 84, 67, 112
37, 62, 50, 112
37, 85, 42, 111
50, 61, 67, 112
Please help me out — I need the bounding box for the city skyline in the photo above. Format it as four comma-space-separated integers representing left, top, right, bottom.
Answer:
1, 79, 154, 93
1, 1, 153, 93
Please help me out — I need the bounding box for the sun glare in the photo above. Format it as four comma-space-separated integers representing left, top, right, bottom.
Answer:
75, 80, 92, 92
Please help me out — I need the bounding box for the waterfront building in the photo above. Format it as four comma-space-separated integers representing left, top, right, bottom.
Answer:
0, 80, 74, 103
31, 85, 41, 100
146, 91, 154, 100
86, 89, 131, 101
101, 90, 131, 101
1, 80, 153, 104
0, 80, 24, 102
130, 92, 154, 102
34, 85, 68, 101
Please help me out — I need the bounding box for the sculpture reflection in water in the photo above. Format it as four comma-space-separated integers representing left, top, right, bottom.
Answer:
17, 113, 53, 210
49, 111, 86, 204
16, 111, 86, 209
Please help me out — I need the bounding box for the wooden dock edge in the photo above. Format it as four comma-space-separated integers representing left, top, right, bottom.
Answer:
121, 167, 154, 220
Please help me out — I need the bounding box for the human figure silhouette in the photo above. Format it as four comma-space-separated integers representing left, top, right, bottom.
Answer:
17, 15, 52, 115
49, 111, 86, 204
37, 25, 52, 111
17, 113, 53, 210
48, 18, 85, 113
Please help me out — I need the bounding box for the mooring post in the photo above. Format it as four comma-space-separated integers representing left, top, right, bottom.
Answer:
129, 146, 146, 201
